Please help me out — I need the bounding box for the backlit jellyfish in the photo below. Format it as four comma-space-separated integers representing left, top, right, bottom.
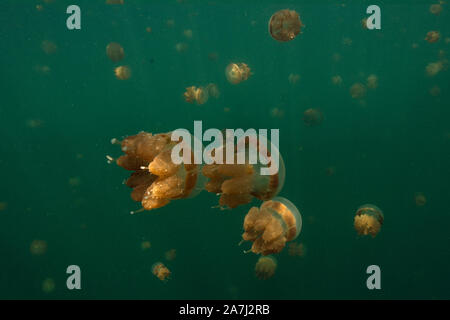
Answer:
426, 61, 444, 77
288, 73, 300, 85
414, 192, 427, 206
241, 197, 302, 255
184, 86, 209, 105
303, 108, 323, 126
268, 9, 303, 42
165, 249, 177, 261
41, 40, 57, 55
106, 42, 125, 62
354, 204, 384, 238
225, 62, 251, 84
152, 262, 171, 281
202, 136, 285, 209
30, 240, 47, 255
425, 31, 440, 43
42, 278, 55, 293
114, 65, 131, 80
430, 4, 443, 15
255, 256, 277, 280
350, 83, 367, 99
429, 85, 441, 97
331, 75, 343, 85
112, 131, 204, 211
206, 83, 220, 99
288, 242, 306, 257
366, 74, 378, 89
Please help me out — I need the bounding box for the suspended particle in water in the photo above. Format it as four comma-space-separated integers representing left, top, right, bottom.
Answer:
325, 166, 336, 176
414, 192, 427, 206
114, 65, 131, 80
152, 262, 171, 281
30, 240, 47, 255
354, 204, 384, 238
166, 19, 175, 28
106, 42, 125, 62
175, 42, 188, 53
26, 119, 44, 128
36, 4, 43, 11
146, 27, 152, 33
255, 256, 277, 280
33, 65, 51, 75
0, 202, 7, 211
68, 176, 81, 187
268, 9, 303, 42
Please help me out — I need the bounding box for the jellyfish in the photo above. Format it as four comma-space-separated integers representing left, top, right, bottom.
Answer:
146, 27, 152, 33
331, 75, 343, 85
255, 256, 277, 280
426, 61, 444, 77
202, 136, 285, 209
268, 9, 303, 42
106, 0, 124, 4
152, 262, 171, 281
112, 131, 204, 211
106, 42, 125, 62
165, 249, 177, 261
288, 73, 300, 85
141, 241, 151, 250
325, 166, 336, 176
430, 4, 443, 15
361, 18, 368, 29
184, 86, 209, 105
42, 278, 55, 293
354, 204, 384, 237
271, 107, 285, 118
288, 242, 306, 257
30, 240, 47, 255
425, 31, 440, 43
208, 52, 219, 61
175, 42, 188, 53
206, 83, 220, 99
302, 108, 323, 126
114, 65, 131, 80
68, 176, 81, 187
0, 202, 7, 211
225, 62, 251, 84
166, 19, 175, 28
241, 197, 302, 255
414, 192, 427, 206
350, 83, 367, 99
366, 74, 378, 89
33, 65, 51, 75
429, 86, 441, 97
41, 40, 57, 55
36, 4, 43, 11
183, 29, 193, 39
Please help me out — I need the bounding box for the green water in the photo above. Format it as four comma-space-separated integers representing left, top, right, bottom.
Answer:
0, 0, 449, 299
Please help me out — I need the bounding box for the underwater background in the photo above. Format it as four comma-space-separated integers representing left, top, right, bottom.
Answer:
0, 0, 449, 299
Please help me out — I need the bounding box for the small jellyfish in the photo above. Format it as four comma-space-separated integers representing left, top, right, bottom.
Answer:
106, 0, 124, 4
430, 4, 443, 15
106, 42, 125, 62
166, 19, 175, 28
425, 31, 440, 43
288, 73, 300, 85
342, 37, 353, 46
206, 83, 220, 99
33, 65, 51, 75
302, 108, 323, 126
255, 256, 277, 280
366, 74, 378, 89
429, 86, 441, 97
152, 262, 171, 281
184, 86, 209, 105
225, 62, 251, 84
175, 42, 188, 53
332, 53, 342, 62
41, 40, 57, 55
183, 29, 193, 39
354, 204, 384, 237
68, 176, 81, 187
165, 249, 177, 261
241, 197, 302, 255
114, 65, 131, 80
288, 242, 306, 257
325, 166, 336, 176
26, 119, 44, 128
331, 75, 343, 85
268, 9, 303, 42
350, 83, 367, 99
426, 61, 444, 77
141, 241, 151, 250
42, 278, 55, 293
414, 192, 427, 206
271, 107, 285, 118
361, 18, 368, 29
36, 4, 43, 11
0, 202, 7, 211
30, 240, 47, 255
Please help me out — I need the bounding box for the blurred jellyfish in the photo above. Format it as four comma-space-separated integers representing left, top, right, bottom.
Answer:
225, 62, 251, 84
255, 256, 277, 280
350, 83, 367, 99
106, 42, 125, 62
342, 37, 353, 46
208, 52, 219, 61
288, 73, 300, 85
288, 242, 306, 257
165, 249, 177, 261
0, 202, 7, 211
414, 192, 427, 206
152, 262, 171, 281
36, 4, 43, 11
42, 278, 55, 293
141, 241, 151, 250
30, 240, 47, 255
241, 197, 302, 255
202, 137, 285, 209
446, 37, 450, 44
206, 83, 220, 99
166, 19, 175, 28
332, 53, 342, 62
412, 43, 419, 49
33, 65, 51, 75
146, 27, 152, 33
184, 86, 209, 105
113, 131, 205, 211
354, 204, 384, 237
302, 108, 323, 126
268, 9, 303, 42
175, 42, 188, 53
366, 74, 378, 89
271, 107, 285, 118
183, 29, 193, 39
430, 4, 443, 15
325, 166, 336, 176
426, 61, 444, 77
41, 40, 57, 55
425, 31, 440, 43
26, 119, 44, 128
68, 176, 81, 187
429, 85, 441, 97
114, 65, 131, 80
106, 0, 124, 4
361, 18, 368, 29
331, 75, 343, 86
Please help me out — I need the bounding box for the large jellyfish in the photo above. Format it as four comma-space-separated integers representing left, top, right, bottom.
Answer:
241, 197, 302, 255
255, 256, 277, 280
268, 9, 303, 42
354, 204, 384, 237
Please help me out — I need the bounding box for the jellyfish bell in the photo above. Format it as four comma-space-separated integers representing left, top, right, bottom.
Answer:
302, 108, 323, 126
255, 256, 277, 280
41, 40, 57, 55
430, 4, 443, 15
425, 31, 440, 43
366, 74, 378, 89
152, 262, 171, 281
350, 82, 367, 99
426, 61, 444, 77
106, 42, 125, 62
288, 242, 306, 257
225, 62, 251, 84
175, 42, 188, 53
268, 9, 303, 42
414, 192, 427, 206
354, 204, 384, 237
206, 83, 220, 99
184, 86, 209, 105
288, 73, 300, 85
241, 197, 302, 255
114, 65, 131, 80
331, 75, 343, 85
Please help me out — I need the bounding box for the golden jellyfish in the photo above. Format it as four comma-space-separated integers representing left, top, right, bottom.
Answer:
429, 85, 441, 97
255, 256, 277, 280
26, 119, 44, 128
354, 204, 384, 237
114, 65, 131, 80
112, 131, 205, 212
165, 249, 177, 261
268, 9, 303, 42
166, 19, 175, 28
152, 262, 171, 281
302, 108, 323, 126
184, 86, 209, 105
425, 31, 440, 43
366, 74, 378, 89
30, 240, 47, 255
36, 4, 43, 11
414, 192, 427, 206
271, 107, 285, 118
208, 52, 219, 61
41, 40, 57, 55
430, 4, 443, 15
202, 136, 285, 209
141, 240, 151, 250
42, 278, 55, 293
288, 73, 300, 85
288, 242, 306, 257
146, 27, 152, 33
206, 83, 220, 99
331, 75, 343, 85
241, 197, 302, 255
361, 18, 368, 29
175, 42, 188, 53
0, 202, 7, 211
106, 42, 125, 62
225, 62, 251, 84
350, 83, 367, 99
33, 64, 51, 75
426, 61, 444, 77
183, 29, 193, 39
